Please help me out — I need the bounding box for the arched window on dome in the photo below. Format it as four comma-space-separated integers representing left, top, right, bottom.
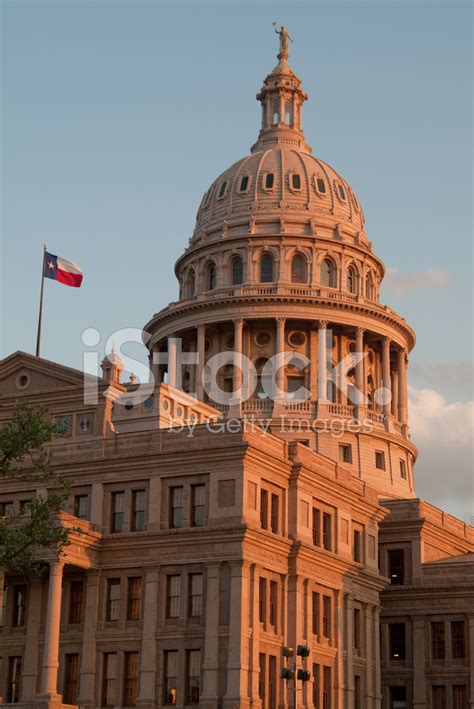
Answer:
347, 265, 357, 295
232, 257, 244, 286
365, 272, 375, 301
284, 100, 292, 126
260, 254, 274, 284
185, 269, 195, 299
207, 263, 217, 291
272, 99, 279, 125
320, 258, 336, 288
291, 254, 307, 284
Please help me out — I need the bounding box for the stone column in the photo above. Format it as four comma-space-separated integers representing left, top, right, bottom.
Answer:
309, 327, 318, 400
382, 338, 391, 415
21, 578, 43, 699
355, 327, 365, 406
233, 319, 244, 404
412, 617, 426, 708
77, 571, 100, 709
223, 561, 250, 709
317, 321, 328, 403
398, 349, 408, 427
374, 607, 382, 709
345, 595, 354, 704
276, 317, 286, 398
391, 370, 399, 418
167, 336, 178, 389
196, 325, 206, 400
136, 569, 159, 709
364, 604, 374, 708
38, 561, 65, 699
200, 564, 221, 708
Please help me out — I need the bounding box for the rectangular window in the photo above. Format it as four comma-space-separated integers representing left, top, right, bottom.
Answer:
106, 579, 121, 621
269, 655, 277, 709
269, 581, 278, 627
312, 663, 320, 708
63, 653, 79, 705
259, 653, 266, 702
124, 652, 138, 706
111, 491, 125, 532
192, 484, 205, 527
389, 623, 406, 660
68, 580, 84, 624
164, 650, 178, 705
12, 585, 26, 627
322, 595, 331, 639
390, 686, 407, 709
166, 575, 181, 619
431, 621, 445, 660
186, 649, 200, 704
270, 493, 279, 534
432, 686, 447, 709
353, 529, 362, 562
375, 451, 386, 470
170, 487, 183, 529
322, 513, 332, 551
1, 584, 8, 627
399, 460, 407, 479
259, 578, 267, 624
339, 444, 352, 464
188, 573, 203, 618
354, 675, 362, 709
0, 501, 14, 517
323, 666, 331, 709
312, 508, 321, 546
451, 620, 465, 659
74, 494, 90, 520
127, 577, 142, 621
388, 549, 405, 585
132, 490, 145, 532
102, 653, 117, 707
312, 592, 320, 635
452, 685, 467, 709
353, 608, 361, 650
7, 656, 22, 704
260, 489, 268, 529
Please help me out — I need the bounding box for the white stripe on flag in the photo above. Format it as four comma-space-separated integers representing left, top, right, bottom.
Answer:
57, 256, 83, 274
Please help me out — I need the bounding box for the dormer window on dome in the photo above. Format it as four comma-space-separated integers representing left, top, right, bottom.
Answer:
263, 173, 274, 191
289, 172, 302, 191
314, 175, 327, 195
239, 176, 250, 193
218, 182, 227, 199
336, 182, 347, 202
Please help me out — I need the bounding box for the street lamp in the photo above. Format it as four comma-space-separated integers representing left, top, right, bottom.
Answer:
280, 645, 311, 708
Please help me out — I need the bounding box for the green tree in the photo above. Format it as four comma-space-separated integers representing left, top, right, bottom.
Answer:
0, 404, 70, 573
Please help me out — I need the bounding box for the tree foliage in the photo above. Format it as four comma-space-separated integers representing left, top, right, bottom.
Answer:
0, 404, 70, 573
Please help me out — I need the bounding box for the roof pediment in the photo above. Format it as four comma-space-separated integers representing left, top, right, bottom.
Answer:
0, 350, 104, 400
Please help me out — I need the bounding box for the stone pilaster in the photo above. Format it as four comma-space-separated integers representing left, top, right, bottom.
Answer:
136, 569, 160, 709
77, 571, 100, 709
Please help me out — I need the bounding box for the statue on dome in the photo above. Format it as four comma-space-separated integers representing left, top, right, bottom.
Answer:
273, 22, 293, 60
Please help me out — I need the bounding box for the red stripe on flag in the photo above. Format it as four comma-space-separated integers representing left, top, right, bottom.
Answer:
56, 269, 83, 287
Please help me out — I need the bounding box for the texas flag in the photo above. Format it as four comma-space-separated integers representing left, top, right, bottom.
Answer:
43, 251, 83, 288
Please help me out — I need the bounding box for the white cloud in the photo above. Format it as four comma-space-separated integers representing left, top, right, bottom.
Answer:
384, 267, 450, 296
408, 385, 474, 523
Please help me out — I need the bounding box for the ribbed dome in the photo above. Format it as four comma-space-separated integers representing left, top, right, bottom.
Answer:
193, 147, 365, 239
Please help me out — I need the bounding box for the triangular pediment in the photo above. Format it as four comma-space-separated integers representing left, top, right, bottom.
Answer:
0, 350, 105, 399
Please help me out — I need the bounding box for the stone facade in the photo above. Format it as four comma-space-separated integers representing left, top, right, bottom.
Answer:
0, 34, 472, 709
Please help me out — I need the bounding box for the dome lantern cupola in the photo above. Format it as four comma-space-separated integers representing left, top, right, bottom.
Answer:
251, 24, 311, 154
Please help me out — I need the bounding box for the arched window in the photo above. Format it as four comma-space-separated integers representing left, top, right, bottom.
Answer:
232, 257, 244, 286
208, 263, 217, 291
272, 99, 279, 125
185, 269, 195, 298
291, 254, 307, 284
255, 358, 272, 399
365, 273, 375, 300
284, 100, 292, 125
347, 265, 357, 294
320, 258, 336, 288
260, 254, 274, 283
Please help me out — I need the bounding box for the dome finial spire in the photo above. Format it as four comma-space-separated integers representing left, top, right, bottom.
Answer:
272, 22, 294, 61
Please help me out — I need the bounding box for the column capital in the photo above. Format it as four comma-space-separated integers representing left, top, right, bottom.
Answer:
356, 326, 365, 336
233, 318, 244, 328
276, 316, 286, 325
49, 560, 65, 574
318, 319, 328, 328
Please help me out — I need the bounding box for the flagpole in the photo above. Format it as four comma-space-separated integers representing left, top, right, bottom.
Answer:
35, 245, 46, 357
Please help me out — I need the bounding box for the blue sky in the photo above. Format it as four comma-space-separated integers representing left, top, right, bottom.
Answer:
1, 1, 473, 519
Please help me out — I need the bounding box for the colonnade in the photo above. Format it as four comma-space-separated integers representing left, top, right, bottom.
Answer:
156, 318, 409, 425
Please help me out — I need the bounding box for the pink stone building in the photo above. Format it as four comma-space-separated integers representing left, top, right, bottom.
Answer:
0, 34, 472, 709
